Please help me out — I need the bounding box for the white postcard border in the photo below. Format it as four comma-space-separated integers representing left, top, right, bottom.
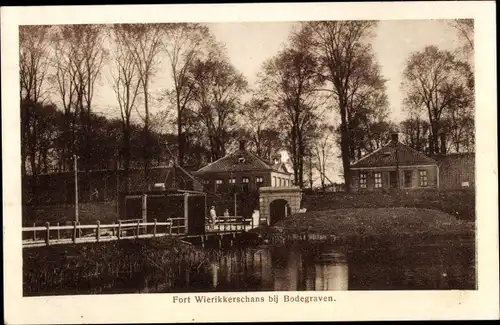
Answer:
2, 2, 498, 323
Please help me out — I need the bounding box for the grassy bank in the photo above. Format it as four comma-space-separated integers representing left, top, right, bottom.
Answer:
23, 237, 207, 296
302, 189, 475, 221
274, 207, 475, 239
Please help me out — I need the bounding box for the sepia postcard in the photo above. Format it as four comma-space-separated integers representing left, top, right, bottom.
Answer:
2, 2, 498, 323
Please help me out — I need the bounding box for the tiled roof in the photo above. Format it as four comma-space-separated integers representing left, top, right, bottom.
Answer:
351, 141, 437, 169
195, 149, 291, 174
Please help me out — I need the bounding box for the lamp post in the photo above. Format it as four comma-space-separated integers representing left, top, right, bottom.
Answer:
395, 135, 400, 190
115, 150, 120, 216
73, 154, 79, 224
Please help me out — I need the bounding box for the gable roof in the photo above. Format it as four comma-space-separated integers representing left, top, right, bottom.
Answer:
350, 140, 437, 169
194, 149, 291, 175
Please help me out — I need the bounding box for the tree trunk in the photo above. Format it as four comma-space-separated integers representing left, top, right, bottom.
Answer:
340, 102, 351, 192
143, 84, 150, 191
123, 126, 131, 193
177, 105, 184, 166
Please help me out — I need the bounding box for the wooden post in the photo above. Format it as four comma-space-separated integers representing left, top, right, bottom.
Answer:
96, 221, 101, 242
112, 221, 115, 237
56, 222, 60, 240
33, 223, 36, 241
142, 194, 147, 222
136, 220, 140, 238
118, 220, 122, 240
153, 219, 157, 237
74, 155, 79, 224
184, 193, 189, 235
72, 221, 77, 243
45, 222, 50, 246
169, 219, 172, 235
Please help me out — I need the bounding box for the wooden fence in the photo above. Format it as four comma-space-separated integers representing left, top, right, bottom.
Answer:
22, 216, 255, 248
209, 216, 255, 233
22, 218, 185, 248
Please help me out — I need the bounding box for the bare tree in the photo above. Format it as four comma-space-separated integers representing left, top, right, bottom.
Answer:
50, 25, 107, 172
118, 24, 163, 190
450, 19, 474, 58
161, 23, 214, 166
402, 45, 473, 155
109, 25, 142, 191
239, 95, 282, 160
313, 124, 336, 190
19, 25, 52, 175
260, 31, 323, 188
190, 48, 248, 161
304, 21, 380, 191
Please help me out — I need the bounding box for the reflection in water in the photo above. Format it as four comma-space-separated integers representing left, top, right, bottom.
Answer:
38, 236, 473, 295
210, 263, 218, 288
314, 251, 348, 291
207, 246, 349, 292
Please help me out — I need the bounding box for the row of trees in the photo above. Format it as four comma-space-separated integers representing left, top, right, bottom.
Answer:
400, 20, 474, 155
20, 20, 474, 193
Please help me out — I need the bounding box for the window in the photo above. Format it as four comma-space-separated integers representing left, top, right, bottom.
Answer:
278, 178, 282, 187
404, 170, 413, 187
359, 173, 367, 189
256, 177, 264, 187
419, 170, 428, 187
273, 176, 277, 187
228, 178, 236, 184
215, 179, 223, 192
241, 177, 249, 192
238, 156, 245, 163
202, 179, 209, 188
374, 173, 382, 188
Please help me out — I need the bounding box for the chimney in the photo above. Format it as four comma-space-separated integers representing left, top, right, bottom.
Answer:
239, 140, 246, 151
272, 154, 281, 165
391, 132, 399, 143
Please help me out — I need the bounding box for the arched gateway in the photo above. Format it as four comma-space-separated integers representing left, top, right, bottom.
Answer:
259, 186, 301, 225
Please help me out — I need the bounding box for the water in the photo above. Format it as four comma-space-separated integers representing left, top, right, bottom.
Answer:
24, 234, 475, 296
135, 235, 475, 293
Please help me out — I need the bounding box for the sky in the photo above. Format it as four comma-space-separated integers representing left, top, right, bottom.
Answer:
93, 20, 463, 121
90, 20, 464, 183
207, 20, 463, 122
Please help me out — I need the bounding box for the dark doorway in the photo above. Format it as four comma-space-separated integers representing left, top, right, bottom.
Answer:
270, 199, 288, 225
389, 171, 398, 189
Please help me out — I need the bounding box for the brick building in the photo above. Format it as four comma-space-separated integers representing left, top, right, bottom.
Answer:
435, 152, 475, 190
350, 133, 439, 191
193, 140, 293, 194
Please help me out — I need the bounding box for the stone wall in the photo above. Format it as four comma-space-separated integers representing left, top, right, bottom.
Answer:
259, 186, 302, 225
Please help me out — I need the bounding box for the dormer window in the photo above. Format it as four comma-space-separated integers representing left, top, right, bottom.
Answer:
238, 156, 246, 163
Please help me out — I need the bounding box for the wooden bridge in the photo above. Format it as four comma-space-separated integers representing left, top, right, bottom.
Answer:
22, 216, 256, 248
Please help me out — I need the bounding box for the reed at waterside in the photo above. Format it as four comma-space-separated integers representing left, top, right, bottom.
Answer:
23, 237, 209, 296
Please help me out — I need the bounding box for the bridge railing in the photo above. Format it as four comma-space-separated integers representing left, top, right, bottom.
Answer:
209, 216, 254, 232
22, 219, 173, 248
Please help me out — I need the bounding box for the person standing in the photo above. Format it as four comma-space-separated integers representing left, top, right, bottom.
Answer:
209, 206, 218, 230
